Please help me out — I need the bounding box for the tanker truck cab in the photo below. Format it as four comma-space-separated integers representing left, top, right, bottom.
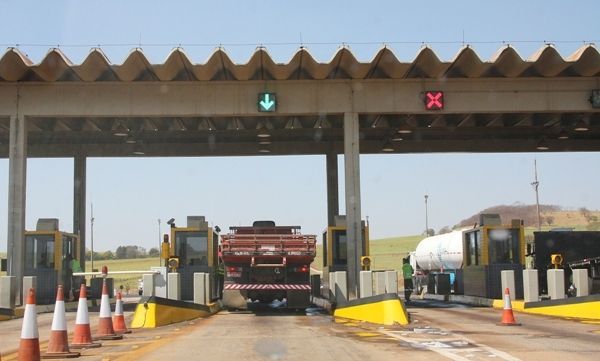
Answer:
168, 216, 220, 301
24, 218, 82, 304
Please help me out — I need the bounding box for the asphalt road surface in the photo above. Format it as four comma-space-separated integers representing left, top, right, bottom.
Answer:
1, 299, 598, 360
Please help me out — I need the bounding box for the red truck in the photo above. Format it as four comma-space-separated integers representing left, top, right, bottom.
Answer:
220, 221, 317, 310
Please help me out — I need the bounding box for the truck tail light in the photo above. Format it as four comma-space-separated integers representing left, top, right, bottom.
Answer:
227, 266, 242, 272
293, 265, 309, 273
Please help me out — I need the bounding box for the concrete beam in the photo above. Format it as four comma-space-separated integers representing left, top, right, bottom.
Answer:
326, 152, 339, 226
0, 78, 596, 118
344, 112, 362, 300
73, 156, 86, 272
7, 114, 27, 306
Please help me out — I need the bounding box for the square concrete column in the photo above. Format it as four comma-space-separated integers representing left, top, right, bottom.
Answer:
193, 272, 207, 305
326, 152, 339, 227
328, 272, 336, 301
547, 269, 565, 300
333, 271, 347, 304
501, 270, 516, 300
385, 271, 398, 294
7, 114, 27, 306
359, 271, 373, 298
344, 112, 362, 300
150, 267, 167, 298
373, 271, 386, 295
572, 269, 589, 297
73, 156, 87, 272
167, 273, 181, 300
0, 276, 17, 309
22, 276, 36, 300
522, 269, 539, 303
142, 274, 156, 297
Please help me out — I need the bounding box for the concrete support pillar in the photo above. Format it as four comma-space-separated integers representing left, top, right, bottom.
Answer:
167, 273, 181, 300
374, 271, 386, 295
385, 271, 398, 294
73, 156, 87, 272
193, 272, 207, 305
326, 152, 339, 226
547, 269, 565, 300
22, 276, 36, 300
523, 269, 539, 303
501, 270, 516, 300
204, 273, 211, 302
359, 271, 373, 298
7, 114, 27, 306
343, 112, 362, 300
0, 276, 17, 309
572, 269, 590, 297
142, 274, 156, 297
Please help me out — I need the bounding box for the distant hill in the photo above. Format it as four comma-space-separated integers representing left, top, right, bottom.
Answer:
456, 204, 600, 230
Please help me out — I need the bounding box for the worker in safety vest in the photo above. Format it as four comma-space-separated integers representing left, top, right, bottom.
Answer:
402, 259, 414, 302
70, 257, 84, 298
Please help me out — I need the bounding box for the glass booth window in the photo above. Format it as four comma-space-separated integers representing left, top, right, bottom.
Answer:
25, 235, 55, 269
465, 231, 481, 266
322, 231, 328, 267
488, 228, 519, 264
333, 231, 347, 265
176, 231, 208, 266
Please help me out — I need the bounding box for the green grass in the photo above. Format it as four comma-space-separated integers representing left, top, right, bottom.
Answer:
86, 257, 161, 292
311, 234, 423, 273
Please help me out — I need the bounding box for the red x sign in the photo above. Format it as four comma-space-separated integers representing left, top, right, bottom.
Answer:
424, 91, 444, 110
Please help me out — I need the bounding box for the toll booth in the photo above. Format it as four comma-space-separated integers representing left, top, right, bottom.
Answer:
169, 216, 220, 301
24, 219, 82, 304
321, 215, 369, 298
462, 215, 525, 299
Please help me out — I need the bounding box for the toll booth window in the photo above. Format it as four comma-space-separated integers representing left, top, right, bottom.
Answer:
488, 229, 519, 264
465, 231, 481, 266
176, 231, 208, 266
333, 231, 347, 265
25, 235, 55, 269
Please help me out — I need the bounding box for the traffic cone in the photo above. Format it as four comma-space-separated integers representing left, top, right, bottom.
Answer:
18, 288, 40, 361
113, 292, 131, 334
70, 284, 101, 349
95, 279, 123, 340
498, 288, 521, 326
42, 285, 80, 358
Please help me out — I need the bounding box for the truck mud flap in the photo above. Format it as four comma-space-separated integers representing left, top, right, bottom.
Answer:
223, 289, 248, 310
287, 290, 310, 309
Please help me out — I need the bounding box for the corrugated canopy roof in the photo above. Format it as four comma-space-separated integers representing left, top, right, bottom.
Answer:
0, 44, 598, 82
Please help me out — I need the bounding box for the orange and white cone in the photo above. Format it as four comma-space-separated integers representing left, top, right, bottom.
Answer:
113, 292, 131, 334
95, 279, 123, 340
42, 285, 80, 359
70, 284, 101, 349
498, 288, 521, 326
18, 288, 40, 361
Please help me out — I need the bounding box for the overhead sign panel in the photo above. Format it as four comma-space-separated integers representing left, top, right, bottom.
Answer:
258, 92, 277, 112
424, 91, 444, 110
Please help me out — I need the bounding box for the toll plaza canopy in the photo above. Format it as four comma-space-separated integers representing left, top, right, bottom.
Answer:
0, 44, 598, 304
0, 44, 598, 157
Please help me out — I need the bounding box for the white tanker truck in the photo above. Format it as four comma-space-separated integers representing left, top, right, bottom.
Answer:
408, 215, 526, 299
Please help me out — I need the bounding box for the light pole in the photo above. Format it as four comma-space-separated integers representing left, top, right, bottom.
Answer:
531, 159, 541, 231
424, 194, 429, 236
157, 218, 161, 266
90, 203, 95, 271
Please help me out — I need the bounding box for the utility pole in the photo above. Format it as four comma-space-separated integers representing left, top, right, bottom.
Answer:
531, 159, 541, 231
90, 203, 95, 271
158, 218, 161, 266
424, 194, 429, 236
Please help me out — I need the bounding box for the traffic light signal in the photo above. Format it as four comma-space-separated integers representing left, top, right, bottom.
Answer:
424, 91, 444, 110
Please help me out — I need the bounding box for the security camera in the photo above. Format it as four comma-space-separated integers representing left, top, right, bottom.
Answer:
167, 218, 175, 227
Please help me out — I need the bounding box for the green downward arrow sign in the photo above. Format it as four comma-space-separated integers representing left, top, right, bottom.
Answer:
258, 93, 276, 112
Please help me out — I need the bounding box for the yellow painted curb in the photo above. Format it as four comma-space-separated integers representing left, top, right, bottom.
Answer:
130, 296, 219, 328
334, 293, 409, 326
493, 295, 600, 320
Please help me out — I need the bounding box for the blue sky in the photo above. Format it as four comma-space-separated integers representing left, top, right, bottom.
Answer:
0, 0, 599, 251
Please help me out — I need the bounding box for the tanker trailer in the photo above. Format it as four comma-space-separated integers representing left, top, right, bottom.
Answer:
412, 230, 464, 295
